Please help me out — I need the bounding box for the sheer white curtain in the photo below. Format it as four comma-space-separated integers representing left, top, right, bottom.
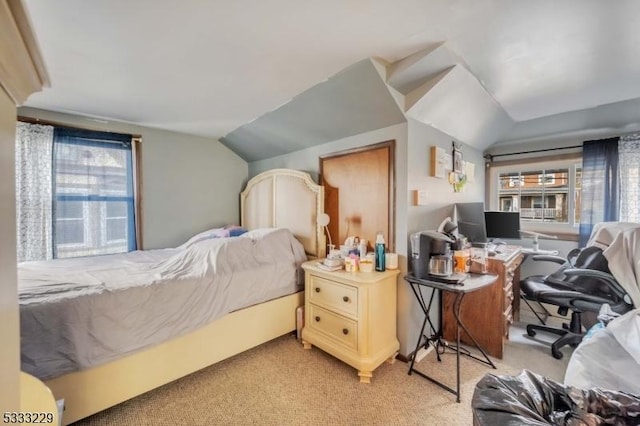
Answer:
15, 122, 54, 262
619, 134, 640, 223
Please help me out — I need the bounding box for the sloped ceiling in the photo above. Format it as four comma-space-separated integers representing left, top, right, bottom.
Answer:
222, 46, 512, 158
387, 43, 513, 151
20, 1, 640, 159
220, 59, 405, 162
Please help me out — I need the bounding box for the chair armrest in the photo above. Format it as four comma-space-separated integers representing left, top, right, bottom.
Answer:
563, 268, 629, 301
531, 254, 568, 264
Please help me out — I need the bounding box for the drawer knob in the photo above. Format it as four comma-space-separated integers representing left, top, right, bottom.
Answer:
315, 287, 321, 293
315, 316, 320, 322
343, 296, 350, 302
342, 328, 349, 335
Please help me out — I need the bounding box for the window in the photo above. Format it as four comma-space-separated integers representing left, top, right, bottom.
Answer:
538, 173, 556, 185
53, 128, 137, 258
105, 202, 128, 243
489, 159, 582, 233
508, 175, 524, 187
55, 200, 85, 245
16, 122, 139, 261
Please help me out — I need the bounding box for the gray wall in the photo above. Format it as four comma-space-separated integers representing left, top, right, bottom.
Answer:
251, 119, 491, 357
402, 118, 487, 355
249, 123, 408, 184
18, 107, 248, 249
250, 123, 412, 352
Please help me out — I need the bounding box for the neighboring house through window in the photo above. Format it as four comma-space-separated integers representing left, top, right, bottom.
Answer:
488, 158, 582, 234
489, 136, 638, 242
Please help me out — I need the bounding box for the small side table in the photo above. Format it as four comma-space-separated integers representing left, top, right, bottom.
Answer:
405, 273, 498, 402
301, 261, 400, 383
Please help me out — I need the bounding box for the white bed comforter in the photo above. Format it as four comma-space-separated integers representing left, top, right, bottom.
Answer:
19, 228, 307, 380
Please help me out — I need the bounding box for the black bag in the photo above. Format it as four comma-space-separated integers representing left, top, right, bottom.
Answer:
472, 370, 640, 425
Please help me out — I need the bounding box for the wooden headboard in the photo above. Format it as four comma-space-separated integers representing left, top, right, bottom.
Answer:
240, 169, 326, 259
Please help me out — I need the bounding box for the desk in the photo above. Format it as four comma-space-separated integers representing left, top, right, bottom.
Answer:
405, 273, 497, 402
443, 246, 524, 358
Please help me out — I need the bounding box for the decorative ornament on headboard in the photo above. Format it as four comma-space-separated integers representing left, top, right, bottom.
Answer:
450, 141, 467, 192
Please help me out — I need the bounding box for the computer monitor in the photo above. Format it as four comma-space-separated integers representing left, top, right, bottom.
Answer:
454, 202, 487, 243
484, 211, 521, 240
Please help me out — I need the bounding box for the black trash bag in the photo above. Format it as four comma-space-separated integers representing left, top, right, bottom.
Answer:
472, 370, 640, 425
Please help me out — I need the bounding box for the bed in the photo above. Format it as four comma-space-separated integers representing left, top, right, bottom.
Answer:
19, 168, 325, 425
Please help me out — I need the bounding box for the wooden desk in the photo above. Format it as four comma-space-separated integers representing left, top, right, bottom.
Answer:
442, 246, 523, 359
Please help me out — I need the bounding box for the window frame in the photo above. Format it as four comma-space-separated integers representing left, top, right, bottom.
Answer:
52, 127, 137, 258
487, 156, 582, 236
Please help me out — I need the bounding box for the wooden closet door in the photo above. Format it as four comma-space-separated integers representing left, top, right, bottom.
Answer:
320, 141, 395, 254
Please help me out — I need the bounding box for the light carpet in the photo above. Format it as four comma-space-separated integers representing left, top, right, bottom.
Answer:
71, 323, 569, 426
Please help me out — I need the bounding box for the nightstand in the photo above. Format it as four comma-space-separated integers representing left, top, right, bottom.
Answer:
301, 260, 400, 383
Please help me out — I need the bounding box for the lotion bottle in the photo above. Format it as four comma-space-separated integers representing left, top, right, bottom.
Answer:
375, 232, 386, 271
359, 239, 367, 260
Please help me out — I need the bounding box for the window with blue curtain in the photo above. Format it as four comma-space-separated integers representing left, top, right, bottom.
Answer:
52, 127, 136, 258
578, 137, 619, 247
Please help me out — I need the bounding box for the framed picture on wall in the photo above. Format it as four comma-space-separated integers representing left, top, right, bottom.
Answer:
430, 146, 450, 178
453, 148, 463, 173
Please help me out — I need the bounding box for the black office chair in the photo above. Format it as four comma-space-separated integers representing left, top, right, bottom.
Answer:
520, 246, 634, 359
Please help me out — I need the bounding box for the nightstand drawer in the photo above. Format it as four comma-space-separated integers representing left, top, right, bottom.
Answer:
308, 275, 358, 317
308, 304, 358, 350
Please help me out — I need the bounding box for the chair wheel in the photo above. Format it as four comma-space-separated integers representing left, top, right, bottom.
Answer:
526, 325, 537, 337
552, 349, 564, 359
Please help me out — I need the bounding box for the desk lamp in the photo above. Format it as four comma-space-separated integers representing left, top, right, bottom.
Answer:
318, 213, 333, 257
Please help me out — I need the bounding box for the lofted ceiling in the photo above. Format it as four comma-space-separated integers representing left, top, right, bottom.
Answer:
21, 0, 640, 160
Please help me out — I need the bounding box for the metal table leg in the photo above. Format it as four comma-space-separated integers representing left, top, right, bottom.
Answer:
452, 293, 497, 370
407, 283, 497, 402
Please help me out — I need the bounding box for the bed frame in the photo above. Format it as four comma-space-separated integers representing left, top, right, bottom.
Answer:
45, 168, 325, 425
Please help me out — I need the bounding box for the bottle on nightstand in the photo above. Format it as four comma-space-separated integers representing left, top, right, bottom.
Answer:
375, 232, 386, 272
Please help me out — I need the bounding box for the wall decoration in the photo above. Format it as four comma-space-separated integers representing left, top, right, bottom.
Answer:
429, 146, 451, 178
449, 141, 468, 192
453, 146, 463, 173
449, 171, 467, 192
464, 161, 475, 182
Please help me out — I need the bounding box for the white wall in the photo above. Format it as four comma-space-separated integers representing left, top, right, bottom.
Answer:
18, 107, 248, 249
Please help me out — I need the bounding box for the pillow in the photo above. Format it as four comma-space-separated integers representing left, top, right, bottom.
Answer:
207, 225, 247, 238
178, 225, 247, 249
